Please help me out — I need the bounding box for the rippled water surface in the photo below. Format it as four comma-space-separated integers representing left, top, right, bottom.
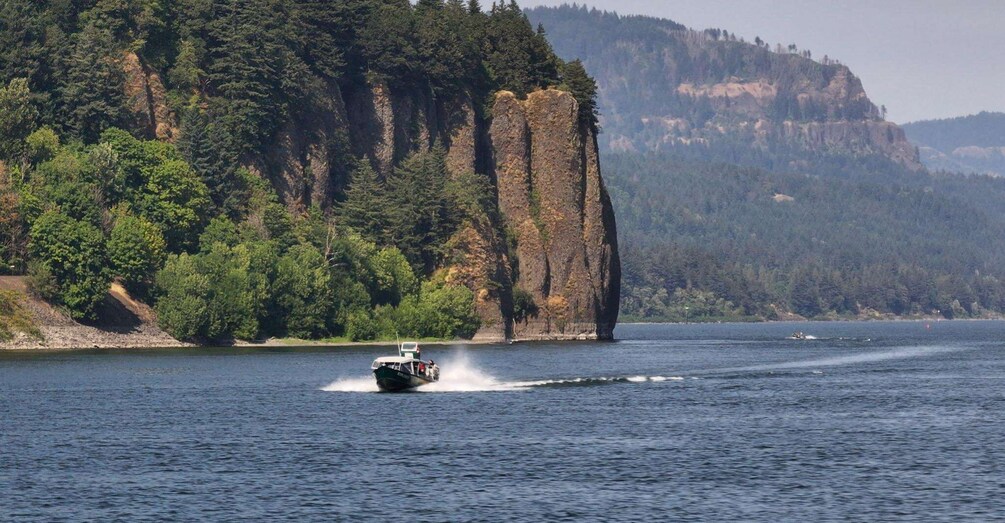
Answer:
3, 321, 1005, 521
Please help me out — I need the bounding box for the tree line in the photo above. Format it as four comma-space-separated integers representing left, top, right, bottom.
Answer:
606, 153, 1005, 321
0, 0, 602, 341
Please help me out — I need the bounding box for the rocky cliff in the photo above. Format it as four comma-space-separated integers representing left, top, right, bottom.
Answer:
527, 6, 923, 174
177, 81, 619, 340
492, 90, 620, 339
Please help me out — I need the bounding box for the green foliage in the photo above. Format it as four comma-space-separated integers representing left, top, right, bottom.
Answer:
345, 308, 378, 341
168, 39, 203, 91
0, 290, 42, 342
0, 78, 39, 162
484, 2, 561, 97
559, 59, 598, 130
385, 146, 458, 272
338, 161, 390, 242
199, 215, 240, 251
136, 158, 211, 251
610, 153, 1005, 320
107, 214, 166, 295
24, 128, 60, 165
371, 246, 418, 306
155, 241, 265, 341
60, 22, 128, 142
28, 211, 110, 320
206, 0, 310, 153
272, 243, 333, 338
395, 278, 480, 339
152, 252, 207, 339
176, 109, 245, 216
512, 287, 538, 324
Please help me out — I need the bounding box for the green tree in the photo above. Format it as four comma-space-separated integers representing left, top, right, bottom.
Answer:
273, 243, 332, 338
385, 146, 456, 272
370, 246, 418, 306
28, 211, 110, 320
107, 214, 166, 295
60, 22, 127, 142
206, 0, 309, 152
560, 59, 598, 130
137, 159, 211, 251
176, 109, 244, 216
0, 78, 39, 163
338, 161, 389, 241
154, 252, 208, 339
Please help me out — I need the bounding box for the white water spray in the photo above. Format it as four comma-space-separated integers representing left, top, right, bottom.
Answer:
320, 352, 691, 393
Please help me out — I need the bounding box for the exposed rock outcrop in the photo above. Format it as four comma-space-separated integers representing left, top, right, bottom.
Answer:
121, 52, 176, 141
251, 81, 351, 212
491, 90, 620, 339
169, 78, 619, 341
527, 6, 924, 173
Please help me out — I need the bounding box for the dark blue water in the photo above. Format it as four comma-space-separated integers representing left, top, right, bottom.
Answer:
3, 321, 1005, 521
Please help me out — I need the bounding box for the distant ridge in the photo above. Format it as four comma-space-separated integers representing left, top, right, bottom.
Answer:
902, 112, 1005, 176
526, 4, 922, 176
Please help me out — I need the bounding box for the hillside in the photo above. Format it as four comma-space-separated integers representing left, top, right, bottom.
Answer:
0, 276, 184, 349
526, 5, 922, 176
608, 154, 1005, 321
902, 112, 1005, 176
0, 1, 619, 344
525, 4, 1005, 322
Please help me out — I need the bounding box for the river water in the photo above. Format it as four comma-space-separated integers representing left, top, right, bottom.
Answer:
2, 321, 1004, 521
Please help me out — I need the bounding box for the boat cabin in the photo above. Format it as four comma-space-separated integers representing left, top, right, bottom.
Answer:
371, 356, 434, 378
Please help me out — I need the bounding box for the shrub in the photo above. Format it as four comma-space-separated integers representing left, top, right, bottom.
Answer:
28, 211, 110, 320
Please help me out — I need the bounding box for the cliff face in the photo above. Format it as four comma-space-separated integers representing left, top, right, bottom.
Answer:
232, 84, 619, 340
527, 6, 924, 173
492, 90, 620, 339
121, 52, 176, 142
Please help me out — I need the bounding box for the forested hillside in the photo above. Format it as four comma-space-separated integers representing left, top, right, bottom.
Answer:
903, 112, 1005, 176
526, 4, 921, 176
609, 154, 1005, 321
0, 0, 620, 343
527, 4, 1005, 321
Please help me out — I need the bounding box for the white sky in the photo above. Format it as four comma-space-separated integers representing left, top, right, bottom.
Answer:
522, 0, 1005, 123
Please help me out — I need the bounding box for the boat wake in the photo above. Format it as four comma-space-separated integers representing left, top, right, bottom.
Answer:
706, 345, 963, 378
321, 353, 695, 393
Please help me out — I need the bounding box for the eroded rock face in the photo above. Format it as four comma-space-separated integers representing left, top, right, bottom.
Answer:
660, 67, 923, 171
207, 80, 619, 340
492, 90, 620, 339
251, 81, 351, 213
121, 52, 176, 141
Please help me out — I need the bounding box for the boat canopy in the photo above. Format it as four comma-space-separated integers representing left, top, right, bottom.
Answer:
399, 342, 421, 359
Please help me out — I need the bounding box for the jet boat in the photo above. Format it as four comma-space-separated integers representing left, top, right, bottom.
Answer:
371, 342, 440, 392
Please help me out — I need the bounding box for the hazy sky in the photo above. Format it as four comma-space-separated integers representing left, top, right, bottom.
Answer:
522, 0, 1005, 123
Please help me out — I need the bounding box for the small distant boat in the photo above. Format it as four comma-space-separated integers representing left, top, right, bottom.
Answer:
787, 331, 817, 340
371, 342, 440, 392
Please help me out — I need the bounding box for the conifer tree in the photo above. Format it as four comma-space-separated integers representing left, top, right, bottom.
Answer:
338, 161, 389, 243
561, 59, 599, 130
60, 22, 127, 143
177, 108, 244, 217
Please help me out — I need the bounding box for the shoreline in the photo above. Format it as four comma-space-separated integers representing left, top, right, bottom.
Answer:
6, 317, 1005, 352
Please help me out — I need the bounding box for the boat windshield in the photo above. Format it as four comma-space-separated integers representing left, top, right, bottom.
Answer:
372, 360, 416, 373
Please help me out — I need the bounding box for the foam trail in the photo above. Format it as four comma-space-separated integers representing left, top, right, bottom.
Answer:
321, 352, 688, 393
321, 376, 379, 393
420, 353, 517, 392
322, 352, 523, 393
716, 345, 960, 375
